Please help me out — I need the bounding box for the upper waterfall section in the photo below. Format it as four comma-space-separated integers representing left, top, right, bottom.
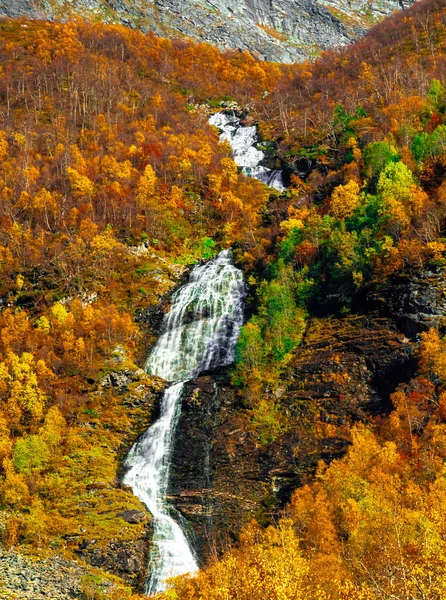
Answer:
209, 111, 286, 192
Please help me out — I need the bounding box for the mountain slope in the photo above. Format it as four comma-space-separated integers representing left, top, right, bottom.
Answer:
0, 0, 445, 597
0, 0, 413, 62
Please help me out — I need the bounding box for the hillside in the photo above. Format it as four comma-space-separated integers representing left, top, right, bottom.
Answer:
0, 0, 446, 598
0, 0, 413, 62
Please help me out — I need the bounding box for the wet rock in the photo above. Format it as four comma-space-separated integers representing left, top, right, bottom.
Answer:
134, 272, 189, 360
170, 379, 267, 559
135, 303, 167, 338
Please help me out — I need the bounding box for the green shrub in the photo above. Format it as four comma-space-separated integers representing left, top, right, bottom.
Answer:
12, 436, 50, 474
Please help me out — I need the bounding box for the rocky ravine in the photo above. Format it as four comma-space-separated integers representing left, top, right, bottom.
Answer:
0, 0, 414, 63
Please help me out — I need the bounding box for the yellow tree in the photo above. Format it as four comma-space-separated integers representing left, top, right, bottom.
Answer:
0, 352, 49, 431
66, 167, 95, 197
329, 180, 360, 220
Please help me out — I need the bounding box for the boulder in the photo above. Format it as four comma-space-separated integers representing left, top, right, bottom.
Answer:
117, 510, 148, 524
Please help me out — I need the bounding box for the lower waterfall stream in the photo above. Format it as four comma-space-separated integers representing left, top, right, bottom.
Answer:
123, 250, 246, 595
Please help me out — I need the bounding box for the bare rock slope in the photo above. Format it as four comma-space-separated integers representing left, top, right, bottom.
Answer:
0, 0, 414, 62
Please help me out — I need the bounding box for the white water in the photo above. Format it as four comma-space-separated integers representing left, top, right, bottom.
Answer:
123, 250, 245, 595
209, 111, 286, 191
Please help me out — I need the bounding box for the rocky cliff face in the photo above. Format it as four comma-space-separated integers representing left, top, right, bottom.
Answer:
167, 306, 416, 564
367, 267, 446, 339
164, 266, 446, 566
0, 0, 414, 62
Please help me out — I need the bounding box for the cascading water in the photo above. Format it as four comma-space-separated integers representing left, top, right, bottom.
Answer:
123, 250, 246, 595
209, 111, 286, 191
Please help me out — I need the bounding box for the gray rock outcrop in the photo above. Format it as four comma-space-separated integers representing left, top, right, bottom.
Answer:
0, 0, 42, 18
0, 0, 415, 63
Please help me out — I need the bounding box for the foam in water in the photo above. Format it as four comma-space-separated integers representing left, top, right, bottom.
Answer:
209, 111, 285, 191
123, 250, 245, 595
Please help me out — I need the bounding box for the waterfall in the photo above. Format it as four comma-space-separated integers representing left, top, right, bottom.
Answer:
209, 111, 286, 191
123, 250, 246, 595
